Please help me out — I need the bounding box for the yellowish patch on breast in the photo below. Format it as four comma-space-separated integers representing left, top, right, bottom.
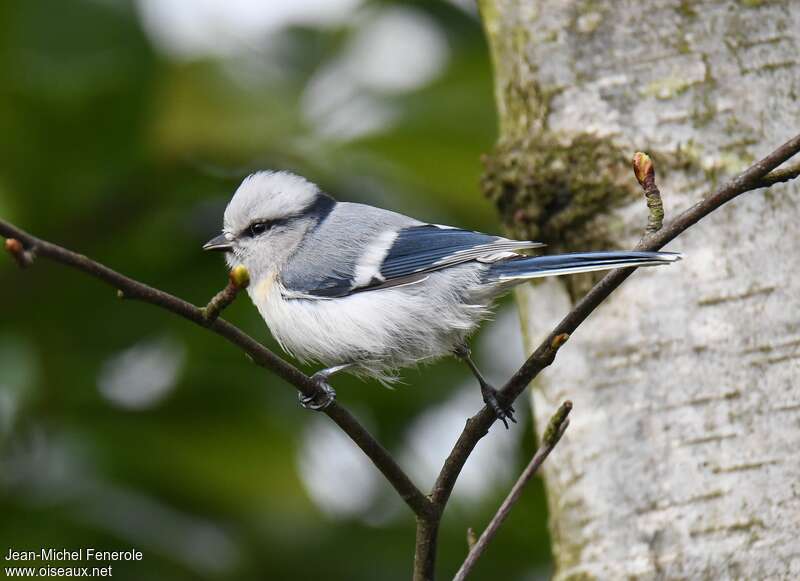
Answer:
254, 271, 277, 303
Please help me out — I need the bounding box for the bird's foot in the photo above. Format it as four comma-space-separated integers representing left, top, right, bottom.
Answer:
453, 343, 471, 360
481, 383, 516, 429
298, 363, 352, 411
299, 375, 336, 411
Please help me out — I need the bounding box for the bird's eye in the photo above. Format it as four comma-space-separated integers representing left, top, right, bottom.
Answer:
247, 222, 269, 237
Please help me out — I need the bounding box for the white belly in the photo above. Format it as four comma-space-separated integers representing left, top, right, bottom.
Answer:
248, 267, 496, 380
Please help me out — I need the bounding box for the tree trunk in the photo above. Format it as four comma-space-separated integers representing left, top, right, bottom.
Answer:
480, 1, 800, 579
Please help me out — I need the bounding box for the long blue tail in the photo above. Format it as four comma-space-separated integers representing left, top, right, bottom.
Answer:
488, 251, 681, 282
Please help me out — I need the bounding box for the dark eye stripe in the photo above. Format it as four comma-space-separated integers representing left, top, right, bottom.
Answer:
243, 218, 288, 238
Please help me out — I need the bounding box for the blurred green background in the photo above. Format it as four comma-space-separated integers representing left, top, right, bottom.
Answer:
0, 0, 552, 579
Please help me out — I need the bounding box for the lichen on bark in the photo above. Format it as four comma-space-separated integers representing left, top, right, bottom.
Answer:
481, 133, 636, 249
481, 121, 639, 297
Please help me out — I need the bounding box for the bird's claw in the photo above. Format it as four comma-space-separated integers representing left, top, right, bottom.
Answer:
482, 385, 517, 429
298, 371, 337, 411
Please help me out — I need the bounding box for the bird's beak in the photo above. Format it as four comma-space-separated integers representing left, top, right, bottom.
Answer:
203, 233, 233, 252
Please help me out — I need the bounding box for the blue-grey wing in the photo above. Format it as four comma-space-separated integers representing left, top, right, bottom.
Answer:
280, 202, 420, 298
378, 225, 543, 280
282, 214, 543, 298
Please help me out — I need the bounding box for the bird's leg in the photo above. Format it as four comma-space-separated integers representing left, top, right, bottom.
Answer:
454, 344, 517, 429
298, 362, 354, 411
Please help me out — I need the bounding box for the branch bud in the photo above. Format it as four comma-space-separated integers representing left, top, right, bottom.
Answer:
632, 151, 664, 234
229, 265, 250, 289
632, 152, 654, 187
550, 333, 570, 351
4, 238, 34, 268
5, 238, 23, 254
542, 400, 573, 446
466, 528, 478, 550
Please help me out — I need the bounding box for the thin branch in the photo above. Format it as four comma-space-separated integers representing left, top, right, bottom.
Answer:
426, 132, 800, 534
413, 518, 441, 581
201, 265, 250, 322
756, 159, 800, 188
0, 220, 434, 520
453, 401, 572, 581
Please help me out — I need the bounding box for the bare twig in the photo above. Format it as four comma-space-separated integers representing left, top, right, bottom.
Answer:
0, 219, 434, 520
453, 401, 572, 581
202, 265, 250, 322
757, 160, 800, 188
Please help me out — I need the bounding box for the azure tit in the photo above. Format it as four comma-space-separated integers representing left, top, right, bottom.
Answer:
205, 171, 680, 427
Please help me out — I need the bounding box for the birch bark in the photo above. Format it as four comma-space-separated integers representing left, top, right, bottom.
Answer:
480, 1, 800, 578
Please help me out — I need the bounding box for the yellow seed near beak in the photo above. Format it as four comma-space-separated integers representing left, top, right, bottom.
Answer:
229, 265, 250, 289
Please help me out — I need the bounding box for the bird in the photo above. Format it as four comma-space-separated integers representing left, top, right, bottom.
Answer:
204, 171, 680, 427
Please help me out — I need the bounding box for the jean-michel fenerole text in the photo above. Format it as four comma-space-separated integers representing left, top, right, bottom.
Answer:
5, 548, 143, 562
